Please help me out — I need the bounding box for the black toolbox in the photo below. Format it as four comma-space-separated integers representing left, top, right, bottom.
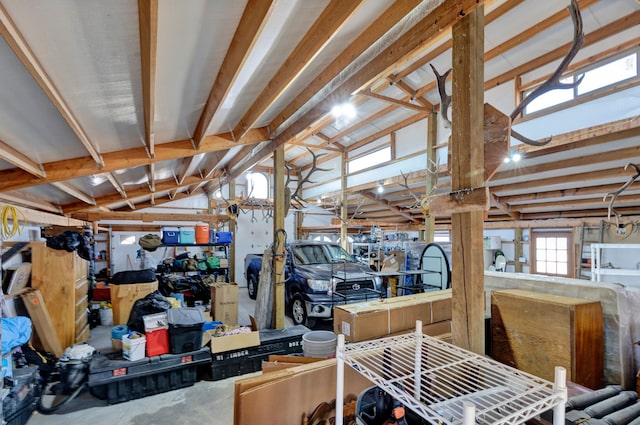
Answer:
2, 366, 41, 425
88, 347, 211, 404
208, 325, 308, 381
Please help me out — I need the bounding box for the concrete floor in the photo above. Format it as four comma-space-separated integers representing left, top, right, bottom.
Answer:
28, 286, 289, 425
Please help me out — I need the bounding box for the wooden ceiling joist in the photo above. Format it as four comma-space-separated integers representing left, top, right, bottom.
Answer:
51, 182, 95, 205
267, 0, 422, 135
192, 0, 275, 148
232, 0, 365, 141
357, 190, 421, 223
105, 172, 127, 198
360, 90, 429, 112
0, 127, 269, 193
72, 211, 219, 223
148, 163, 155, 192
0, 3, 104, 167
0, 138, 45, 178
0, 193, 59, 214
137, 0, 158, 158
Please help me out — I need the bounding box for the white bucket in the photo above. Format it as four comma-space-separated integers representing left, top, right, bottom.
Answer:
99, 308, 113, 326
122, 332, 146, 361
302, 331, 337, 358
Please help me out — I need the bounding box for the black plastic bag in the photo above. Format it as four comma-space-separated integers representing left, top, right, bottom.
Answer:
111, 268, 156, 284
126, 291, 171, 333
46, 230, 81, 252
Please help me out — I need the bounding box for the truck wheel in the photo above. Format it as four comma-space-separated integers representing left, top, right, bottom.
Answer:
247, 274, 258, 300
291, 295, 315, 328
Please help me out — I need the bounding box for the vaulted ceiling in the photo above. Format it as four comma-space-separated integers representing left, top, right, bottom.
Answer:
0, 0, 638, 227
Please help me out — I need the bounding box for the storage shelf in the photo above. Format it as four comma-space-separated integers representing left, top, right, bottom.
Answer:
336, 329, 565, 425
160, 243, 229, 247
590, 243, 640, 282
591, 268, 640, 276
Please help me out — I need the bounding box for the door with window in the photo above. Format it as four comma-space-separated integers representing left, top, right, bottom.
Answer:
531, 231, 574, 278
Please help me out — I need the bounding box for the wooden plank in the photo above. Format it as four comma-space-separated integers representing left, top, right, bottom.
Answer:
483, 103, 510, 182
193, 0, 274, 147
0, 138, 45, 177
450, 6, 485, 354
254, 249, 273, 330
0, 127, 269, 193
233, 0, 365, 140
30, 242, 77, 349
71, 211, 219, 223
137, 0, 158, 157
272, 145, 286, 329
429, 186, 490, 215
0, 202, 84, 227
491, 289, 603, 389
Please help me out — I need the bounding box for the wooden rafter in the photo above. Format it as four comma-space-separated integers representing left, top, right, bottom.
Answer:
357, 191, 420, 223
137, 0, 158, 157
0, 138, 45, 178
0, 193, 59, 213
347, 112, 429, 152
105, 173, 127, 198
391, 80, 432, 109
0, 3, 104, 167
232, 0, 365, 141
229, 0, 480, 184
61, 173, 222, 214
72, 210, 219, 223
0, 127, 269, 192
148, 163, 155, 192
193, 0, 274, 148
51, 182, 95, 205
267, 0, 421, 135
360, 90, 429, 112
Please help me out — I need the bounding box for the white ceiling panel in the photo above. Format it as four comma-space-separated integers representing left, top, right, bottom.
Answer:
3, 0, 145, 154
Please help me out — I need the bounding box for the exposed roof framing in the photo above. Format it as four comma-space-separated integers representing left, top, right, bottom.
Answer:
137, 0, 158, 158
0, 3, 104, 167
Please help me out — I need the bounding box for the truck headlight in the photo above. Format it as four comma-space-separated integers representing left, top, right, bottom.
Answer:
307, 279, 331, 292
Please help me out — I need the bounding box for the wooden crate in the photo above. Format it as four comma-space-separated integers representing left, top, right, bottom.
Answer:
491, 289, 603, 389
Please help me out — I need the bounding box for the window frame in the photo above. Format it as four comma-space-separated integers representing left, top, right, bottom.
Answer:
530, 231, 575, 278
522, 49, 639, 116
347, 145, 393, 174
246, 171, 269, 199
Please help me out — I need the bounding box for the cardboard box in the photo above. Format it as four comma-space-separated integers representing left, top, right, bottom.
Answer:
202, 328, 260, 354
334, 289, 452, 342
110, 281, 158, 326
211, 283, 238, 325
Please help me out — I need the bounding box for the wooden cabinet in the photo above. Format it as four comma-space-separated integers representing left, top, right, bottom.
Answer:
30, 242, 89, 349
491, 288, 603, 389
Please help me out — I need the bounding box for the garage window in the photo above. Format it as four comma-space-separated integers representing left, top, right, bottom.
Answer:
348, 146, 391, 173
531, 231, 573, 277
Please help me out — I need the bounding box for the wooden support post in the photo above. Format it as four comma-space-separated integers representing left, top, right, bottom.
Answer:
451, 6, 485, 354
272, 145, 286, 329
425, 111, 437, 243
229, 179, 236, 283
514, 227, 523, 273
340, 152, 348, 250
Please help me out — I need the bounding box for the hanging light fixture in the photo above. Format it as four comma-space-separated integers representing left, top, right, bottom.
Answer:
377, 181, 384, 194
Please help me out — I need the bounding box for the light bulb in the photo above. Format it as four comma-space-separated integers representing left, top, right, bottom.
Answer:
512, 153, 522, 162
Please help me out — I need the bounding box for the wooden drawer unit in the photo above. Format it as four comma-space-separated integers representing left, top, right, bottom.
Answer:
491, 289, 603, 389
30, 242, 89, 349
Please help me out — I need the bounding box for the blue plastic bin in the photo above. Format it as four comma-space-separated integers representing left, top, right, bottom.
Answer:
216, 232, 232, 244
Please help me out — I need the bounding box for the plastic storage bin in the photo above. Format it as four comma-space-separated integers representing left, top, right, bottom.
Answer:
209, 325, 307, 381
195, 224, 210, 244
167, 308, 205, 354
216, 231, 232, 244
179, 227, 195, 245
162, 227, 179, 244
88, 348, 211, 404
122, 332, 146, 361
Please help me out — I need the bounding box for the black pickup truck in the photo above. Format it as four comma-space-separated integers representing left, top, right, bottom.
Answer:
244, 241, 383, 327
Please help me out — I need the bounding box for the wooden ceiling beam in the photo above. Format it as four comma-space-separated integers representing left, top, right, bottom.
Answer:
0, 138, 45, 178
137, 0, 158, 157
0, 193, 59, 213
105, 172, 127, 198
51, 182, 95, 205
0, 202, 84, 226
232, 0, 365, 141
391, 80, 432, 108
357, 190, 421, 223
72, 210, 219, 223
148, 163, 155, 192
499, 183, 637, 205
0, 3, 104, 167
347, 112, 429, 152
193, 0, 274, 148
360, 90, 429, 112
0, 127, 268, 192
61, 174, 216, 214
268, 0, 422, 135
515, 193, 640, 212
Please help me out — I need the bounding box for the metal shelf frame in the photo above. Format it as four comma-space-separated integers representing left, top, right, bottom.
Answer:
336, 321, 567, 425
